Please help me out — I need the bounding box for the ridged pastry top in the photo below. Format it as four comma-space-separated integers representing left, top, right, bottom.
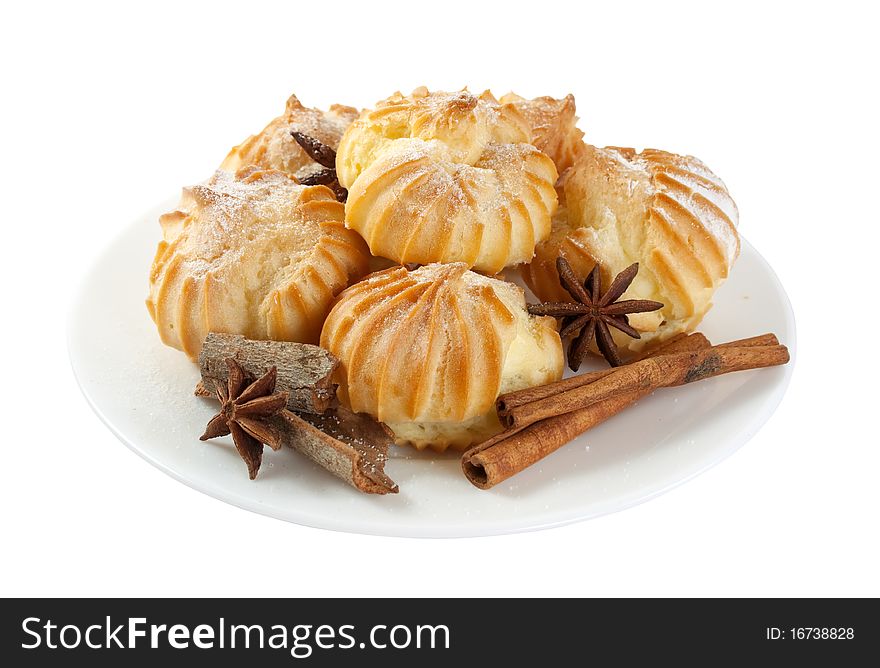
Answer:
147, 167, 369, 359
499, 93, 586, 174
321, 263, 563, 450
336, 88, 559, 273
523, 145, 739, 351
221, 94, 358, 181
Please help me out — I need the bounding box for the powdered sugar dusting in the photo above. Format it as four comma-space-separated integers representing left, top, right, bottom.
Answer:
607, 147, 739, 263
224, 94, 358, 178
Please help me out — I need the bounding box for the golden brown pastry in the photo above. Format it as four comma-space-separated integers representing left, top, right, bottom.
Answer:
321, 263, 564, 451
522, 145, 739, 353
221, 94, 358, 182
499, 93, 585, 174
335, 87, 559, 273
147, 167, 370, 360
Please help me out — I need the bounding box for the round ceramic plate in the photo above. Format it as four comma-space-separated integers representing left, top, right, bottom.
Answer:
69, 200, 796, 537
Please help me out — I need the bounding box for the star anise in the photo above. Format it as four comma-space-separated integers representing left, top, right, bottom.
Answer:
291, 131, 347, 202
528, 257, 664, 370
199, 358, 290, 480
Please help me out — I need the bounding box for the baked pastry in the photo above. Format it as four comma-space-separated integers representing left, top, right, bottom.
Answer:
221, 94, 358, 182
499, 93, 585, 175
321, 263, 564, 451
522, 145, 739, 353
335, 88, 559, 273
147, 167, 370, 360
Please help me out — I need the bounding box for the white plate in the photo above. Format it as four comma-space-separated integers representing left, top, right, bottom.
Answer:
69, 200, 796, 537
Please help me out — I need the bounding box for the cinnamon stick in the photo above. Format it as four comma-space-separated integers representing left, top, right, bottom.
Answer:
497, 333, 710, 414
462, 334, 788, 490
197, 333, 339, 414
501, 337, 786, 430
464, 334, 714, 490
715, 333, 779, 349
463, 395, 637, 490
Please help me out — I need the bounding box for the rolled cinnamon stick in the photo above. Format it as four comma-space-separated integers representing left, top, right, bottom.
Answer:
501, 341, 788, 430
497, 333, 710, 414
465, 335, 711, 490
463, 391, 644, 490
462, 335, 788, 489
716, 333, 779, 349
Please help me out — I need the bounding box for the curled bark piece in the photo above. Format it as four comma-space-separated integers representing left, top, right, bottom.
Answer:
197, 333, 338, 414
274, 408, 398, 494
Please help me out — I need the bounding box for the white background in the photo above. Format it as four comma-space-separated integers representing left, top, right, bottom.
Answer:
2, 1, 878, 597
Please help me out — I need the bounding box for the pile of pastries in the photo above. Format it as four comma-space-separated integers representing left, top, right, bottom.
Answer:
147, 87, 740, 452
